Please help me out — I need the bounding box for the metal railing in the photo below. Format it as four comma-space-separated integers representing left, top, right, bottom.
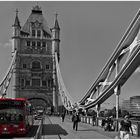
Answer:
80, 115, 140, 137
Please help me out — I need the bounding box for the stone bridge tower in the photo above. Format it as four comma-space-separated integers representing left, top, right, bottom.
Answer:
12, 5, 60, 111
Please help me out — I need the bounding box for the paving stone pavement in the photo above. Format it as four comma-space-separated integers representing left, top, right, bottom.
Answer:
41, 115, 138, 139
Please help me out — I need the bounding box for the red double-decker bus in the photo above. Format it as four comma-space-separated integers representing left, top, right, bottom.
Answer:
0, 98, 32, 135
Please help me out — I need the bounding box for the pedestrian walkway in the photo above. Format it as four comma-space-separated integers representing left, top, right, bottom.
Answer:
66, 115, 138, 139
42, 115, 138, 139
42, 115, 110, 139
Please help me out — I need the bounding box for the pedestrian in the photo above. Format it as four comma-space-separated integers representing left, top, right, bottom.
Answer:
119, 115, 133, 139
72, 112, 80, 131
92, 114, 96, 126
61, 113, 65, 122
108, 116, 114, 131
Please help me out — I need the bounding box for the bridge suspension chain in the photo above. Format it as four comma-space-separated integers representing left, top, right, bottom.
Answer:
55, 53, 77, 111
0, 51, 17, 98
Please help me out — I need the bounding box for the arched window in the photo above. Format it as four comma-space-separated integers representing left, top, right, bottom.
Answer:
32, 29, 36, 37
37, 30, 41, 37
32, 61, 41, 69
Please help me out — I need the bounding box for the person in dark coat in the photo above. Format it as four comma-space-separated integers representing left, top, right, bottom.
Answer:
72, 112, 80, 131
119, 115, 133, 139
61, 113, 65, 122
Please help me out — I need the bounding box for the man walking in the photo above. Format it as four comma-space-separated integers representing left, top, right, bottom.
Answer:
72, 112, 80, 131
119, 115, 133, 139
61, 112, 65, 122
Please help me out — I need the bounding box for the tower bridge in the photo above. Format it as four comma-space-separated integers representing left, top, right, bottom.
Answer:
1, 4, 140, 138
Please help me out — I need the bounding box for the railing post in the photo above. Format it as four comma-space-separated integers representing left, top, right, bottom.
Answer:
137, 122, 140, 137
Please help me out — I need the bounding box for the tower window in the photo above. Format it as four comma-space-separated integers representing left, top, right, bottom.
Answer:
48, 79, 52, 88
42, 80, 47, 86
21, 79, 25, 87
26, 80, 30, 86
32, 41, 36, 47
32, 79, 40, 86
37, 41, 41, 47
32, 61, 41, 69
32, 29, 36, 37
42, 42, 46, 47
37, 30, 41, 37
23, 64, 27, 69
27, 41, 30, 46
43, 31, 46, 38
46, 65, 50, 70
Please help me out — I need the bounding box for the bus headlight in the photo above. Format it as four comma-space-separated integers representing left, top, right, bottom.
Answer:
3, 127, 7, 131
18, 128, 26, 131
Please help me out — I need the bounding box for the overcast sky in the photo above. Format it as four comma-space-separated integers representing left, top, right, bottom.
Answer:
1, 1, 140, 108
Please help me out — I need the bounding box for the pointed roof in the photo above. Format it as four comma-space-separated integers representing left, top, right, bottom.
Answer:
53, 13, 60, 30
21, 5, 52, 36
13, 9, 20, 27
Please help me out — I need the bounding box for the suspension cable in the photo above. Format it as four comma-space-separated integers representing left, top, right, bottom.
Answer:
55, 53, 76, 111
0, 50, 17, 97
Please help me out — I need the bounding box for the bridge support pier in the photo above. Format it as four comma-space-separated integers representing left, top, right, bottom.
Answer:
114, 58, 121, 131
114, 85, 121, 131
96, 104, 100, 126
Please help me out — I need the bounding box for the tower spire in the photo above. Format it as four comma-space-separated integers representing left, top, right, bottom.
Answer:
55, 12, 58, 20
13, 9, 20, 27
16, 9, 18, 16
54, 12, 60, 30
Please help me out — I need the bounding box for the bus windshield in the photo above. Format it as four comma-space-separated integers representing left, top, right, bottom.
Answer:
0, 108, 24, 123
0, 99, 25, 124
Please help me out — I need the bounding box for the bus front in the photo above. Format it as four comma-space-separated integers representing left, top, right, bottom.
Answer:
0, 98, 28, 135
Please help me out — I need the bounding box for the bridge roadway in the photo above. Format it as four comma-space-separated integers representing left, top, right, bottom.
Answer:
41, 115, 118, 139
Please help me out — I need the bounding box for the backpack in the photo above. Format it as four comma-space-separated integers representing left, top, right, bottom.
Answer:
73, 115, 78, 122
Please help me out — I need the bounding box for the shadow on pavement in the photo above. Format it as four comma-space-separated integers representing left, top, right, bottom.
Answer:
42, 124, 68, 136
25, 125, 39, 137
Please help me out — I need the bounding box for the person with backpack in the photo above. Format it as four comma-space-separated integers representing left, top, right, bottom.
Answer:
72, 112, 80, 131
119, 115, 133, 139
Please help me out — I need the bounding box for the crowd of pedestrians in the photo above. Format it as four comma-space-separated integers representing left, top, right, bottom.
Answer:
102, 116, 115, 131
101, 115, 133, 139
59, 109, 133, 139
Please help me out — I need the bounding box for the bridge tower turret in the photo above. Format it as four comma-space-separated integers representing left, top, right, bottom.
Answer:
12, 9, 21, 98
51, 13, 60, 112
12, 9, 21, 53
52, 13, 60, 61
